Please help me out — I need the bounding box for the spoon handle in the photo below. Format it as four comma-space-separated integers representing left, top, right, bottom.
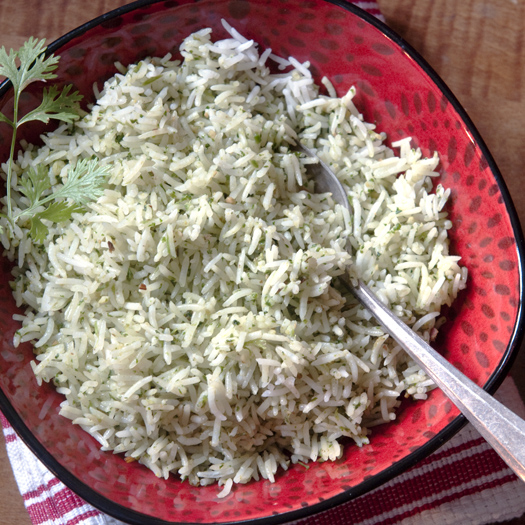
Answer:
350, 279, 525, 481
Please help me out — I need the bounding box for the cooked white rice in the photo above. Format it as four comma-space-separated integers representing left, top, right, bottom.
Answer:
1, 21, 467, 496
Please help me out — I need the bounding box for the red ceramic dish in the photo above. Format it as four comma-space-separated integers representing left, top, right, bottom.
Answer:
0, 1, 523, 524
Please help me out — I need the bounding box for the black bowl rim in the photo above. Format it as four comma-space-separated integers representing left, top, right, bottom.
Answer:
0, 0, 524, 524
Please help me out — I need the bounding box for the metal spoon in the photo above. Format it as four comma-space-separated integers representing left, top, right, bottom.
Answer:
297, 143, 525, 481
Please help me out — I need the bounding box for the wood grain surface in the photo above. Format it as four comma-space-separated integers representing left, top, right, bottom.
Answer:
0, 1, 524, 524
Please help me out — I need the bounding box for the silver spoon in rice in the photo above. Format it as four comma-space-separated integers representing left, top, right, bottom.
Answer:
297, 142, 525, 482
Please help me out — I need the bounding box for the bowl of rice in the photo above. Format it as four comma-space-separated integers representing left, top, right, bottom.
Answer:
0, 0, 523, 524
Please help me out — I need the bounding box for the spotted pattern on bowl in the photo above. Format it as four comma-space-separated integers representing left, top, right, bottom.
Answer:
0, 0, 522, 524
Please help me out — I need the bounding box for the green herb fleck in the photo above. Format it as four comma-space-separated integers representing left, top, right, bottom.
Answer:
143, 74, 162, 86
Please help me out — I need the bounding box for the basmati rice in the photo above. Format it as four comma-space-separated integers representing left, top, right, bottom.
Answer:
1, 21, 467, 496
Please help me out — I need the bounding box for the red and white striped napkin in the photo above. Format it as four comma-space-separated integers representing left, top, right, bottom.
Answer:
2, 2, 525, 525
3, 377, 525, 525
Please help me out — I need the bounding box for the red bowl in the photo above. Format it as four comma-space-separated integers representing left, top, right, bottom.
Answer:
0, 1, 523, 524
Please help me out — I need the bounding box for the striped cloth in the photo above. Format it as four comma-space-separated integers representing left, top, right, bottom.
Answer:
2, 2, 525, 524
3, 377, 525, 525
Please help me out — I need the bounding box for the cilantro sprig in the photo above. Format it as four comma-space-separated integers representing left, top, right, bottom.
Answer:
15, 159, 107, 242
0, 38, 108, 241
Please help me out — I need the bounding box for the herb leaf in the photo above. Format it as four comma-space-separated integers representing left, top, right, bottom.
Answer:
18, 84, 82, 126
14, 159, 108, 226
53, 158, 109, 205
18, 165, 51, 205
36, 200, 84, 222
0, 37, 58, 93
29, 201, 84, 244
28, 216, 47, 243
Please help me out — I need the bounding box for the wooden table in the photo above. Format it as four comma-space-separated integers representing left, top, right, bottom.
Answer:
0, 1, 524, 524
